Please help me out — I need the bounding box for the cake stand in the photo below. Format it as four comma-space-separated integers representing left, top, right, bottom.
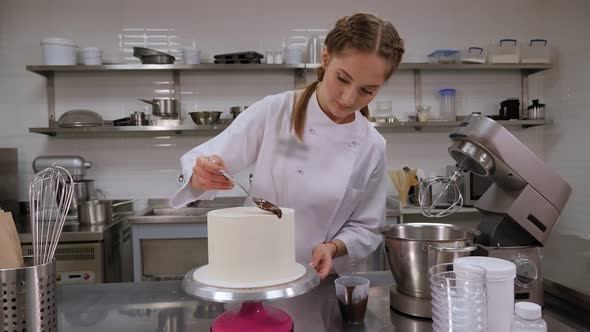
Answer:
181, 265, 320, 332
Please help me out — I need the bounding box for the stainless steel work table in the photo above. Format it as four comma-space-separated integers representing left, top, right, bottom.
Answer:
56, 271, 589, 331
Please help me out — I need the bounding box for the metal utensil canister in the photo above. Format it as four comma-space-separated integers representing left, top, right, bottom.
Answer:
0, 257, 57, 332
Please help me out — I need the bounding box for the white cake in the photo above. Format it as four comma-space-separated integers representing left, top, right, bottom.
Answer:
193, 206, 306, 288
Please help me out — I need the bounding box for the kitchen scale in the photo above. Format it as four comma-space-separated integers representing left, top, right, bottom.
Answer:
181, 265, 319, 332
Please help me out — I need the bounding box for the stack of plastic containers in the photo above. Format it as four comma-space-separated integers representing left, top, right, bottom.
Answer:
430, 262, 487, 332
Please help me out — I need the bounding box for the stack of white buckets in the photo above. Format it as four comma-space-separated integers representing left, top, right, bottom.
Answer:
41, 37, 103, 65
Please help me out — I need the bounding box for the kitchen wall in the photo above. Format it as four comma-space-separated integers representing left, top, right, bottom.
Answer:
1, 0, 588, 292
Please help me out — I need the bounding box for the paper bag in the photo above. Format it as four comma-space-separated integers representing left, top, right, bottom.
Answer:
0, 210, 24, 269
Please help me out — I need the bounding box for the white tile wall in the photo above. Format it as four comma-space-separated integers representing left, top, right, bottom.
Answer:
1, 0, 589, 291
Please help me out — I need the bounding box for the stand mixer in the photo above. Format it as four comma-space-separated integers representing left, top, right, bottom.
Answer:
421, 114, 572, 306
33, 156, 94, 221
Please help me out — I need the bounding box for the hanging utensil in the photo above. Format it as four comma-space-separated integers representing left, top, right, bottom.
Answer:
28, 165, 74, 265
219, 170, 283, 219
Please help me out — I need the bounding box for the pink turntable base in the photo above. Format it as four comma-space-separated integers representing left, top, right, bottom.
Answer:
181, 264, 319, 332
212, 302, 293, 332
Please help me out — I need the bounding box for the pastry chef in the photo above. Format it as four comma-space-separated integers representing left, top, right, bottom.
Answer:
170, 13, 405, 279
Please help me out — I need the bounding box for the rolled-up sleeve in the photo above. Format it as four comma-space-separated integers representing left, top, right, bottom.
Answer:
169, 98, 270, 208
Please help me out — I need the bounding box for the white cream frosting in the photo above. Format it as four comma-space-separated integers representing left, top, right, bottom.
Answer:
195, 206, 305, 288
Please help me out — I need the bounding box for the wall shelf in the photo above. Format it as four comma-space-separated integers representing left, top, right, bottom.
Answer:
26, 62, 553, 137
26, 63, 552, 77
29, 119, 552, 137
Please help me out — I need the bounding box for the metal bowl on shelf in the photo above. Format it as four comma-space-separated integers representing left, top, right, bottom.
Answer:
188, 111, 222, 125
58, 109, 103, 127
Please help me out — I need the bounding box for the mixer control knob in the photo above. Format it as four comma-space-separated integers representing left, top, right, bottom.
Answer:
513, 258, 538, 288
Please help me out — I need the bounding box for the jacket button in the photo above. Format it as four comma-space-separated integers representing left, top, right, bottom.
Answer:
297, 169, 304, 175
350, 141, 359, 148
308, 128, 316, 134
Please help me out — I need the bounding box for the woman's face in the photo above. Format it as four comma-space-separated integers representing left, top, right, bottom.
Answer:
317, 47, 389, 123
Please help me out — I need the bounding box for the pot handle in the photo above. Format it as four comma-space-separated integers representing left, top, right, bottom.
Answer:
424, 244, 477, 253
139, 99, 158, 106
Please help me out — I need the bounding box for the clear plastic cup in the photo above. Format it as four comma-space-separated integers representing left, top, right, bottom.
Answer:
334, 276, 370, 325
438, 89, 457, 121
430, 263, 487, 332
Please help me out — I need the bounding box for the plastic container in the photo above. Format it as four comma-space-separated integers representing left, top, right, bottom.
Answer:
438, 88, 457, 121
460, 47, 487, 63
521, 39, 551, 64
489, 39, 520, 63
182, 47, 200, 64
511, 302, 547, 332
82, 47, 103, 65
41, 37, 77, 65
455, 256, 517, 332
430, 263, 487, 332
427, 49, 460, 64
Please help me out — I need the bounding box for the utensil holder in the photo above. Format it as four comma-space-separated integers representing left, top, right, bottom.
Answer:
0, 257, 57, 332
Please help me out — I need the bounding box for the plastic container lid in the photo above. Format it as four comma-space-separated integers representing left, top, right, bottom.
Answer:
438, 89, 456, 96
515, 302, 542, 320
454, 256, 516, 280
41, 37, 76, 47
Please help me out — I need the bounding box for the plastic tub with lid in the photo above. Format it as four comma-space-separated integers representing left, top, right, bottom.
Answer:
521, 39, 551, 64
41, 37, 77, 65
489, 39, 520, 63
460, 47, 487, 64
454, 256, 516, 332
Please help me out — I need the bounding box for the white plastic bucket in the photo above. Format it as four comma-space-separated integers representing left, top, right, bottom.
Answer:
41, 37, 77, 65
455, 256, 516, 332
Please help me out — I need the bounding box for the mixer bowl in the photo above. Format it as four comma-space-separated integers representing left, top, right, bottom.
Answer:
382, 223, 479, 299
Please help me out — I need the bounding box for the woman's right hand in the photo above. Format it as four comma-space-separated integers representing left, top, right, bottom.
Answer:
190, 155, 233, 191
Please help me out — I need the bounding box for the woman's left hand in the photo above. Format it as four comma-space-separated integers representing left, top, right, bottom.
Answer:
310, 243, 337, 280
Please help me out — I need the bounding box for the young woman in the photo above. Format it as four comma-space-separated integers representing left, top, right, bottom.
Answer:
170, 13, 404, 279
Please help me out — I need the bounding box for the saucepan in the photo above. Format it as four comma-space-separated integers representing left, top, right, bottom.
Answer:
139, 98, 180, 118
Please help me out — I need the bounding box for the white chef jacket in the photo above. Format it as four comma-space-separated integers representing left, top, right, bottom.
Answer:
170, 90, 387, 274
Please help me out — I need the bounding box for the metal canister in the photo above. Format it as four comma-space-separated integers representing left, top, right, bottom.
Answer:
526, 99, 545, 120
0, 257, 57, 331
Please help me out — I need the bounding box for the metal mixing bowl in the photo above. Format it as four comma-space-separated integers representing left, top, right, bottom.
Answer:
188, 111, 222, 125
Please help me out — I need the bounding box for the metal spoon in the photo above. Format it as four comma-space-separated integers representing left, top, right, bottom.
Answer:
219, 170, 283, 219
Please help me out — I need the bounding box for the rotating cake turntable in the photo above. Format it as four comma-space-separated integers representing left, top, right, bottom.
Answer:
181, 264, 319, 332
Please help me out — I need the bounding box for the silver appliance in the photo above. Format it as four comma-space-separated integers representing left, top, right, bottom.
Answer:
17, 200, 134, 284
447, 114, 572, 305
445, 164, 493, 206
33, 155, 95, 219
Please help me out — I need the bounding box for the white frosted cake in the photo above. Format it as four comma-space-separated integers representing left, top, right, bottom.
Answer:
193, 206, 306, 288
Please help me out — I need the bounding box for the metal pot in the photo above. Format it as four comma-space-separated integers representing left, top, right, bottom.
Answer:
77, 200, 112, 225
526, 99, 545, 120
56, 179, 95, 216
139, 98, 179, 118
383, 223, 479, 299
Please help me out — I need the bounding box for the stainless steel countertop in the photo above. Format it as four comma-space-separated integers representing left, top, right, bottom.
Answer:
56, 271, 590, 331
17, 213, 129, 243
128, 196, 400, 225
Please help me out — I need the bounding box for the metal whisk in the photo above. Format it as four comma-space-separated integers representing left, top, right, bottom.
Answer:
28, 165, 74, 265
419, 169, 464, 218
